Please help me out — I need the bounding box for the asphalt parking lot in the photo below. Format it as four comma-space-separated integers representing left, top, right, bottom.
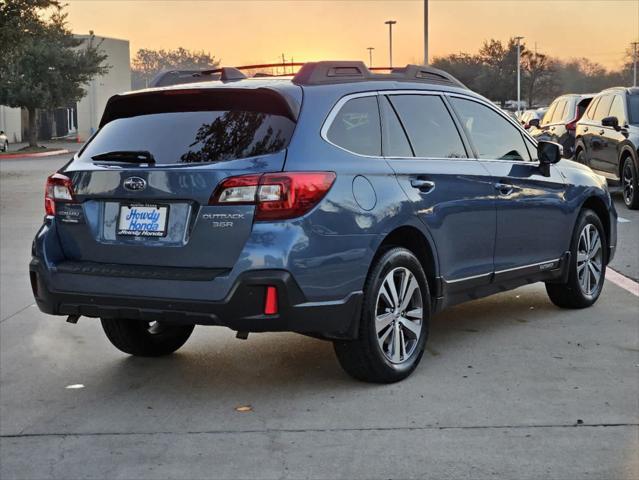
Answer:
1, 154, 638, 479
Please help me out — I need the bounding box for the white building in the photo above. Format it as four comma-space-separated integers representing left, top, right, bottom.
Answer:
75, 34, 131, 141
0, 106, 22, 143
0, 33, 131, 144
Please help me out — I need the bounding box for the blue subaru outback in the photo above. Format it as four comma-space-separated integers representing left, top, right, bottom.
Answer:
30, 61, 617, 382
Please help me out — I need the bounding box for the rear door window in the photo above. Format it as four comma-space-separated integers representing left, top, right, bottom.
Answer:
326, 96, 381, 156
450, 97, 530, 162
380, 96, 413, 157
388, 94, 467, 158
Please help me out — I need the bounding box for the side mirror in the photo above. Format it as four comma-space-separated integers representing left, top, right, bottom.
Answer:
601, 116, 619, 129
538, 140, 562, 166
528, 118, 540, 128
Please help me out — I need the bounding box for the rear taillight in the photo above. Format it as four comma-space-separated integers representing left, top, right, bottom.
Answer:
210, 172, 336, 220
45, 173, 74, 215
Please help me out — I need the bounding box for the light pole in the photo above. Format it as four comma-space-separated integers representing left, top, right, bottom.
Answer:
385, 20, 397, 68
424, 0, 429, 64
632, 41, 638, 87
367, 47, 375, 68
514, 36, 524, 116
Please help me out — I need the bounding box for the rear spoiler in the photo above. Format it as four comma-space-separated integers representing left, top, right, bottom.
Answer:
99, 87, 301, 128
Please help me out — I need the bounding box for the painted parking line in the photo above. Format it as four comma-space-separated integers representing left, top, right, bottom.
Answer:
607, 269, 639, 297
617, 217, 631, 223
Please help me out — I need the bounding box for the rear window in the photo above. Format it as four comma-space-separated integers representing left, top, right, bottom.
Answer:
80, 90, 296, 164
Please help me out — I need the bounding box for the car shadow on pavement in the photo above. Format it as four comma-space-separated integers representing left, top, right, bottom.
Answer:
91, 285, 562, 392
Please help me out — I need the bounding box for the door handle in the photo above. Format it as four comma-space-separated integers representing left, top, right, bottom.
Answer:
494, 182, 515, 196
410, 179, 435, 192
583, 127, 589, 132
599, 129, 605, 135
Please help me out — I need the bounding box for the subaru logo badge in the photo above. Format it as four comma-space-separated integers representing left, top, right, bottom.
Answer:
123, 176, 146, 192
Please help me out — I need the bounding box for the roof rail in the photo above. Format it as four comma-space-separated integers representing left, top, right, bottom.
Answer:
391, 65, 466, 88
147, 61, 467, 89
292, 61, 466, 88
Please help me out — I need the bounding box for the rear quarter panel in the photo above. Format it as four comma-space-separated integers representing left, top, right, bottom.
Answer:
282, 85, 441, 300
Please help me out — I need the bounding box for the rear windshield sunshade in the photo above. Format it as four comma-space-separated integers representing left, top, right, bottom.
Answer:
80, 89, 297, 165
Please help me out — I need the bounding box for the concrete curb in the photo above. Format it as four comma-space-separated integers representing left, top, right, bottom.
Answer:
0, 149, 71, 159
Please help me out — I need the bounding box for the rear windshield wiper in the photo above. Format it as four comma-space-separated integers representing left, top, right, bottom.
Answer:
91, 151, 156, 164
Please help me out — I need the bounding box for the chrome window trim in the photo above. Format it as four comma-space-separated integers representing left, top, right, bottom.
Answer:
321, 89, 476, 161
320, 89, 543, 166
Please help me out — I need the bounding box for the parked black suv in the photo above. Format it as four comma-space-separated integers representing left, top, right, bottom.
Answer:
575, 87, 639, 209
530, 94, 594, 159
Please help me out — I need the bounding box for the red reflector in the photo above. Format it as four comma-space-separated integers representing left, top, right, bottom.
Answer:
264, 286, 278, 315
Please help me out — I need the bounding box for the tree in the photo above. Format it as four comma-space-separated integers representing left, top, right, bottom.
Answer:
475, 38, 519, 107
521, 51, 559, 107
0, 0, 108, 147
431, 53, 485, 89
131, 48, 219, 89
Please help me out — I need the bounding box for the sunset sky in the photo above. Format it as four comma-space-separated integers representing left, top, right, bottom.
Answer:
66, 0, 639, 70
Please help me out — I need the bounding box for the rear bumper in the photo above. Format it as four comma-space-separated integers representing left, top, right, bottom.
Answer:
29, 259, 362, 340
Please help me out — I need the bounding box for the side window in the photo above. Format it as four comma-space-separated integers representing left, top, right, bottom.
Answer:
525, 137, 538, 162
550, 100, 567, 123
562, 98, 577, 122
584, 97, 600, 120
576, 98, 591, 120
380, 96, 413, 157
541, 101, 557, 126
388, 94, 467, 158
593, 95, 613, 122
326, 96, 381, 156
450, 97, 531, 162
608, 95, 626, 124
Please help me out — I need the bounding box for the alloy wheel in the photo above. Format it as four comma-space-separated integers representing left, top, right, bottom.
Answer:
576, 224, 603, 296
375, 267, 423, 364
623, 162, 635, 206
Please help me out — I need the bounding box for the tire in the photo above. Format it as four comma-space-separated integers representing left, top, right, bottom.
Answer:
2, 141, 7, 152
575, 148, 586, 165
101, 318, 194, 356
545, 209, 606, 309
333, 247, 430, 383
622, 156, 639, 210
